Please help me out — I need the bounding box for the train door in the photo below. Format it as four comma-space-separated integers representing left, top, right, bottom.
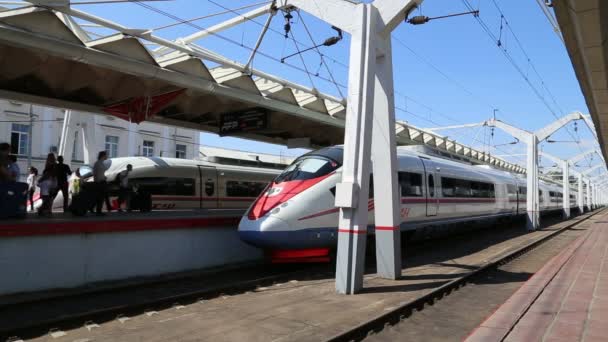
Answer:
198, 165, 218, 209
420, 158, 439, 216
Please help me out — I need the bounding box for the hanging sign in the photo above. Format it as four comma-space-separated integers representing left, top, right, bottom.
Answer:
219, 108, 268, 136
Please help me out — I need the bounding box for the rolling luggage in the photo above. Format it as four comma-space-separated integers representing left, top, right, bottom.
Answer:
130, 190, 152, 212
69, 182, 97, 216
0, 182, 28, 219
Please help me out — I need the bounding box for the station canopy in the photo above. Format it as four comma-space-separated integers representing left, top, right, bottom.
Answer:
0, 4, 524, 173
554, 1, 608, 164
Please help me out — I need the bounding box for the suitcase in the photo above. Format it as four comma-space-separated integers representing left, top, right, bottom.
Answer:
0, 182, 28, 219
130, 190, 152, 212
69, 183, 98, 216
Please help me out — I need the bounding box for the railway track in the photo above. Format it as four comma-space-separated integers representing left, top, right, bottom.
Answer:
0, 212, 595, 341
327, 209, 605, 342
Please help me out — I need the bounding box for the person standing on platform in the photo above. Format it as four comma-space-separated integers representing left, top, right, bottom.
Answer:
93, 151, 111, 216
56, 156, 72, 212
26, 167, 38, 211
0, 143, 10, 182
116, 164, 132, 212
38, 153, 58, 215
7, 155, 20, 182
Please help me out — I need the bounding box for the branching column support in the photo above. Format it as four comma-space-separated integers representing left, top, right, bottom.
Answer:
485, 112, 589, 230
280, 0, 422, 294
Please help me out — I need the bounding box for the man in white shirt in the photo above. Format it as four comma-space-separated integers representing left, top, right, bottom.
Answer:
93, 151, 110, 215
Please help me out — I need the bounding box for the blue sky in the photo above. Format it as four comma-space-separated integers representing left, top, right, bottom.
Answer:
59, 0, 600, 172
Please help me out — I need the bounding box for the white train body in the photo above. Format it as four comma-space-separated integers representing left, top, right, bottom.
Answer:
238, 146, 580, 255
49, 157, 279, 211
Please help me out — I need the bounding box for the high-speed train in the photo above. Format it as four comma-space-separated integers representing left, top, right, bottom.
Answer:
238, 146, 580, 261
45, 157, 279, 211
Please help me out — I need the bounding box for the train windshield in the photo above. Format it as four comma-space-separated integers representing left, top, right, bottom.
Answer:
275, 156, 339, 183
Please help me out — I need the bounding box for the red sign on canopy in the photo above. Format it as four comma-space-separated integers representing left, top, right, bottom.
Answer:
102, 89, 185, 124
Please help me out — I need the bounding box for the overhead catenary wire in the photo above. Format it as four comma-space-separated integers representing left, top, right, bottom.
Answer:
151, 1, 273, 32
395, 106, 527, 166
204, 0, 349, 70
127, 0, 344, 91
461, 0, 595, 167
294, 10, 344, 98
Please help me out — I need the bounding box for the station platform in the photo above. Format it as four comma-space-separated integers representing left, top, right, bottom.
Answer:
466, 212, 608, 342
0, 209, 264, 298
13, 212, 597, 342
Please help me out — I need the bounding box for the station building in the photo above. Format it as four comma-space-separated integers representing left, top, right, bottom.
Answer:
0, 99, 200, 180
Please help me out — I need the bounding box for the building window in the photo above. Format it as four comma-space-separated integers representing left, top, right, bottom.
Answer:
142, 140, 154, 157
175, 144, 187, 159
105, 135, 119, 158
10, 123, 29, 155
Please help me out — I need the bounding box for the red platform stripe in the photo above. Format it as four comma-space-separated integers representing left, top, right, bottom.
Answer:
375, 226, 398, 231
338, 229, 367, 234
271, 256, 331, 263
0, 216, 241, 237
271, 248, 330, 259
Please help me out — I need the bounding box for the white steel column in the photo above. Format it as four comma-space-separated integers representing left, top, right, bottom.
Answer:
539, 151, 570, 218
526, 135, 540, 229
58, 110, 76, 166
371, 30, 401, 280
562, 161, 570, 218
578, 173, 584, 213
586, 179, 591, 211
280, 0, 422, 293
333, 3, 377, 294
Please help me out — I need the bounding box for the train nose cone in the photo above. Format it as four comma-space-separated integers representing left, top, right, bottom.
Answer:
238, 216, 290, 249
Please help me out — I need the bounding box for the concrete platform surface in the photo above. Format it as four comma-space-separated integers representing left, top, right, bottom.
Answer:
25, 215, 593, 342
466, 212, 608, 342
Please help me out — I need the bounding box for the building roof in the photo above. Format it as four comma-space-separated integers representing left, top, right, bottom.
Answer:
199, 146, 296, 169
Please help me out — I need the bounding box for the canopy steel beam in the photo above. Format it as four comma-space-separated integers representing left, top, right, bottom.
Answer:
153, 4, 275, 56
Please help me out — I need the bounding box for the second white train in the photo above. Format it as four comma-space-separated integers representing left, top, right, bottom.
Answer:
238, 146, 581, 260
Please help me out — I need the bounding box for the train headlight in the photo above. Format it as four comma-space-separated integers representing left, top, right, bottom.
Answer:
266, 187, 283, 197
271, 207, 281, 215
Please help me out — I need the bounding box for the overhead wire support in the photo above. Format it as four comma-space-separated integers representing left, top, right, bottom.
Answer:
280, 26, 342, 63
406, 9, 479, 25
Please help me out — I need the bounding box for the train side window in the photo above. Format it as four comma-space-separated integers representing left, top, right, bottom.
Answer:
442, 177, 470, 197
204, 180, 215, 196
226, 181, 267, 197
399, 172, 423, 197
471, 181, 494, 198
130, 177, 195, 196
428, 175, 435, 197
507, 184, 517, 194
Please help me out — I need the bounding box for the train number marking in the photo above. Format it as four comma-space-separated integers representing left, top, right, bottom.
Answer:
152, 203, 176, 210
400, 207, 410, 218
